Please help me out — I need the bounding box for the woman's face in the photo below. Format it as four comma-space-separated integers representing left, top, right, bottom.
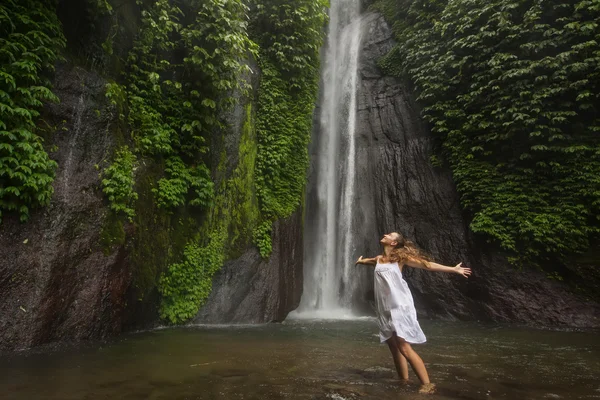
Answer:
380, 233, 397, 245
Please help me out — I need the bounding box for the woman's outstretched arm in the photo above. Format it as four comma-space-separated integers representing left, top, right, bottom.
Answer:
405, 260, 471, 278
355, 255, 379, 266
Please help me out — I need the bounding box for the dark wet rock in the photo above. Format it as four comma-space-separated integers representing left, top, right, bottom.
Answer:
194, 209, 304, 323
355, 13, 600, 327
0, 64, 131, 351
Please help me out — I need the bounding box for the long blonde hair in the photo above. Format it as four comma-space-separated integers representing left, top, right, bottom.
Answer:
388, 232, 432, 267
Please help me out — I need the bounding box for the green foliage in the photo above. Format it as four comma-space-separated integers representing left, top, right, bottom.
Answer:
89, 0, 117, 56
109, 0, 256, 211
254, 62, 321, 219
225, 104, 260, 251
99, 213, 125, 255
253, 219, 273, 258
101, 146, 138, 221
159, 104, 260, 323
152, 156, 214, 210
182, 0, 258, 121
124, 0, 181, 156
104, 81, 126, 120
250, 0, 328, 257
159, 227, 227, 323
251, 0, 329, 88
375, 0, 600, 266
101, 0, 259, 324
121, 0, 256, 159
0, 0, 65, 223
546, 271, 564, 281
127, 165, 173, 302
90, 0, 113, 15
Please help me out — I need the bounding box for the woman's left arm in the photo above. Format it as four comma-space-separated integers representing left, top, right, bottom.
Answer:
355, 255, 379, 266
405, 260, 472, 278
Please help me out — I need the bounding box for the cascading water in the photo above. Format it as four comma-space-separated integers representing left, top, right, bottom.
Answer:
294, 0, 365, 318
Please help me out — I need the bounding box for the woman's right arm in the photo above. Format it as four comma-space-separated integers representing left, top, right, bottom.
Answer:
355, 255, 379, 266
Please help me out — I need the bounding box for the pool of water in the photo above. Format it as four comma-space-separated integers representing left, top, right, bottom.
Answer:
1, 319, 598, 399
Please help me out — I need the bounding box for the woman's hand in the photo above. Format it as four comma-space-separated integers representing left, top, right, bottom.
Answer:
453, 262, 471, 278
356, 256, 365, 265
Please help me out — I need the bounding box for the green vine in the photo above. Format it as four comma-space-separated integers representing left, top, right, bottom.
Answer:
123, 0, 181, 156
250, 0, 328, 257
159, 104, 259, 323
253, 219, 273, 258
152, 156, 213, 210
101, 0, 256, 211
101, 146, 138, 221
159, 228, 227, 323
0, 0, 65, 223
374, 0, 600, 267
103, 0, 257, 323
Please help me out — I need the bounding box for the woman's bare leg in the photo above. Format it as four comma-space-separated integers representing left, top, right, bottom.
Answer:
395, 336, 430, 385
385, 336, 409, 380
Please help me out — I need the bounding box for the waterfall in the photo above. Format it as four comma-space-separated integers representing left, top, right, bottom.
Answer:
294, 0, 365, 318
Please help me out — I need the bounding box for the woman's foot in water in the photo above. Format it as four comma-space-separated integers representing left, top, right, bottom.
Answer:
418, 383, 436, 394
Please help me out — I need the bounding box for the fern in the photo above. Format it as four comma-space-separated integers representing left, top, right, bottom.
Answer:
0, 0, 65, 223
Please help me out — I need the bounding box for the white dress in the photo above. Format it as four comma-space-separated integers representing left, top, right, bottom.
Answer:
374, 259, 426, 344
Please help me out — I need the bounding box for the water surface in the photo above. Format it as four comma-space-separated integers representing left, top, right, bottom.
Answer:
1, 319, 598, 400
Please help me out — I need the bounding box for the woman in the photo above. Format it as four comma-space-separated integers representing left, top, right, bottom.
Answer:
356, 232, 471, 393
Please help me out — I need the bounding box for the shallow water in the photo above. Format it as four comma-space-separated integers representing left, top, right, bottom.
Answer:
1, 319, 599, 400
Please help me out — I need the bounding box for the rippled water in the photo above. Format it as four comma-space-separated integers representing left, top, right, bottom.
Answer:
1, 319, 598, 400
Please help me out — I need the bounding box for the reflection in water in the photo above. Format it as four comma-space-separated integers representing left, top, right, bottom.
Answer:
1, 320, 598, 400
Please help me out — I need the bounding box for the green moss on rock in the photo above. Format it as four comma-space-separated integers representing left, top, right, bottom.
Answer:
158, 103, 261, 323
99, 213, 125, 256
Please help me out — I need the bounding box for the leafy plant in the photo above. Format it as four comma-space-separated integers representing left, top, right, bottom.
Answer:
159, 228, 227, 324
374, 0, 600, 266
181, 0, 258, 149
159, 104, 259, 323
152, 156, 214, 210
253, 219, 273, 258
0, 0, 65, 223
250, 0, 328, 257
116, 0, 258, 323
101, 146, 138, 221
